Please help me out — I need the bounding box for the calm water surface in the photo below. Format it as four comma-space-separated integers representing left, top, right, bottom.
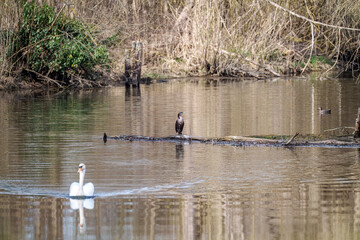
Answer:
1, 77, 360, 239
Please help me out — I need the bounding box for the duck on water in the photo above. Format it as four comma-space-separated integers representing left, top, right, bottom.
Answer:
318, 107, 331, 114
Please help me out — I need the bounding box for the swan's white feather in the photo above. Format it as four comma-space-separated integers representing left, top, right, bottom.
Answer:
83, 182, 94, 196
69, 182, 80, 196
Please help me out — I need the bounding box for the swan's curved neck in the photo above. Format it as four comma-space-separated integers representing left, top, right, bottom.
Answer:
78, 171, 85, 195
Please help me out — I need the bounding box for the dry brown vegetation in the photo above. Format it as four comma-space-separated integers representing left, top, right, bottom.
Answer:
1, 0, 360, 87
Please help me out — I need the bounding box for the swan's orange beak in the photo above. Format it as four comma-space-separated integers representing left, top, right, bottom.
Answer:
78, 167, 82, 173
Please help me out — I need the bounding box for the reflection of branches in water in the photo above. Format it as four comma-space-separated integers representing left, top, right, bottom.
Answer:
70, 198, 94, 234
125, 85, 141, 101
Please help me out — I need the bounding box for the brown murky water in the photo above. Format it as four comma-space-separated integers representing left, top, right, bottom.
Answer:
1, 76, 360, 239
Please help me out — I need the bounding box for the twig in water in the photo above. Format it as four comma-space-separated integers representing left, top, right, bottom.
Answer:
324, 126, 355, 135
284, 132, 299, 146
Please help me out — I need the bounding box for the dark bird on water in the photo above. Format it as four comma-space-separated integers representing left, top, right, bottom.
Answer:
318, 107, 331, 114
175, 112, 184, 135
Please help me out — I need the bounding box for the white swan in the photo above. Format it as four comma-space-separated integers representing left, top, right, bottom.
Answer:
69, 163, 94, 197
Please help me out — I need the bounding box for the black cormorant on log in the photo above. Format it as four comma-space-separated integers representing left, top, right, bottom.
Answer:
175, 112, 184, 135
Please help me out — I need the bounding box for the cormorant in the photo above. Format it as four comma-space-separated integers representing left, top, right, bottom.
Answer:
175, 112, 184, 135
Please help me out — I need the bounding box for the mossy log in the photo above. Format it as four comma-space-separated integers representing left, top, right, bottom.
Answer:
103, 133, 360, 148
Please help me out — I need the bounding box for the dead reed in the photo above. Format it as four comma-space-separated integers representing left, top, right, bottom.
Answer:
1, 0, 360, 84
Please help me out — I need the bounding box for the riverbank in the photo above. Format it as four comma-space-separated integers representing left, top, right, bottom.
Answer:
0, 60, 345, 91
1, 0, 359, 90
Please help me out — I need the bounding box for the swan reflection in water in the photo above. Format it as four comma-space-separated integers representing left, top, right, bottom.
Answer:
70, 198, 94, 234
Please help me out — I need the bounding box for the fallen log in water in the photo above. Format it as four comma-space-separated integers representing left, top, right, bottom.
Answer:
103, 133, 360, 148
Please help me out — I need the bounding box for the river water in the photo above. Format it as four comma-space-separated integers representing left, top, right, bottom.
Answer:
1, 76, 360, 239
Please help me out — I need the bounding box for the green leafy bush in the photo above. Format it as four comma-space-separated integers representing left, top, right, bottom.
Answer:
14, 1, 108, 80
310, 56, 333, 66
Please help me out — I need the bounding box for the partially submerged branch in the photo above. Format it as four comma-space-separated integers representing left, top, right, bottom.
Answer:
284, 132, 299, 146
103, 133, 360, 148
